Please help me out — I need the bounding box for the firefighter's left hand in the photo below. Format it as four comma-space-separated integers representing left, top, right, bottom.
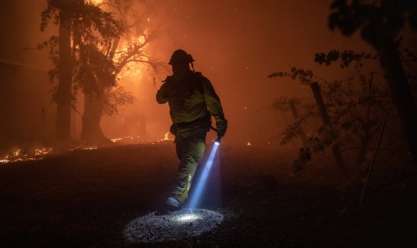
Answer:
216, 119, 228, 140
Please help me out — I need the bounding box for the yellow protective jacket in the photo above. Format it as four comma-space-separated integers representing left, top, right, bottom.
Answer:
156, 71, 227, 138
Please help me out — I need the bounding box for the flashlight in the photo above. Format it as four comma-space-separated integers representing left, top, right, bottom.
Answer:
186, 140, 221, 209
210, 126, 223, 143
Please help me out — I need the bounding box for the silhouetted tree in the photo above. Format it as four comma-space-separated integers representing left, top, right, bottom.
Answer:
40, 0, 120, 144
272, 97, 308, 144
270, 68, 347, 174
75, 0, 155, 145
270, 51, 391, 177
76, 45, 118, 144
41, 0, 155, 145
40, 0, 78, 144
328, 0, 417, 163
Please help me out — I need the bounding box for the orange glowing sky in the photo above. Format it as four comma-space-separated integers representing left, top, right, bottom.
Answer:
0, 0, 370, 146
100, 0, 369, 144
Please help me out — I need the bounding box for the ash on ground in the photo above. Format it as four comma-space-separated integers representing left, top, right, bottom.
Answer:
124, 209, 224, 243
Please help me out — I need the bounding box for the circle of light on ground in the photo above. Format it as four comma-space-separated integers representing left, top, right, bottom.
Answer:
124, 209, 224, 243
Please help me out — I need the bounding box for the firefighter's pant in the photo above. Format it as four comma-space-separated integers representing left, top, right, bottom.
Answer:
171, 136, 206, 204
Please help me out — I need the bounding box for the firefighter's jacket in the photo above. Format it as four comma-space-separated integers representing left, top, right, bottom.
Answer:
156, 71, 227, 139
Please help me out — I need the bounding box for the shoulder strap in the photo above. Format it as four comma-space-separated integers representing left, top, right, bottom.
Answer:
191, 72, 205, 94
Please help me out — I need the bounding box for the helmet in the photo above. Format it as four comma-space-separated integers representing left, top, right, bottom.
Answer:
169, 49, 194, 65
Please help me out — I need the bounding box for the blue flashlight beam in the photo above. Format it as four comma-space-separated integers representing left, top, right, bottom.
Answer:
186, 141, 220, 209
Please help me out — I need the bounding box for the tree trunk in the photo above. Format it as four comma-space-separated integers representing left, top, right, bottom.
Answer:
356, 136, 370, 171
377, 39, 417, 164
310, 82, 347, 173
289, 100, 307, 144
56, 9, 73, 144
357, 80, 373, 169
81, 90, 110, 145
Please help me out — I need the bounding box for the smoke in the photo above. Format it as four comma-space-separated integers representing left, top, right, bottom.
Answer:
0, 0, 368, 147
102, 0, 367, 145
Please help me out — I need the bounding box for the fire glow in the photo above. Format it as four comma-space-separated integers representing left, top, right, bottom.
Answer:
0, 147, 53, 165
88, 0, 103, 6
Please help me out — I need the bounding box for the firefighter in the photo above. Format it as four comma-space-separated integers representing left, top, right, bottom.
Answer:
156, 49, 227, 211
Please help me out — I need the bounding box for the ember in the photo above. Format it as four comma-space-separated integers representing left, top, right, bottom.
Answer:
0, 147, 53, 165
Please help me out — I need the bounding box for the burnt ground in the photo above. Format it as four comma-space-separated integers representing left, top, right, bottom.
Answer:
1, 143, 416, 248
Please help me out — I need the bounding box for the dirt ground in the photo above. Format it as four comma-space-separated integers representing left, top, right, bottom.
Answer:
1, 143, 416, 248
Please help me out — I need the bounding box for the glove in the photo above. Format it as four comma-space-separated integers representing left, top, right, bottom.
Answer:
216, 119, 228, 141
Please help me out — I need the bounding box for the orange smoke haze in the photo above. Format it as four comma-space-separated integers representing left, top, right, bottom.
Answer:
0, 0, 368, 147
100, 0, 368, 145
